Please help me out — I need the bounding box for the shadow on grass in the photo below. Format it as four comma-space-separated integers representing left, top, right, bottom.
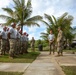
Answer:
0, 52, 40, 63
0, 72, 23, 75
61, 66, 76, 75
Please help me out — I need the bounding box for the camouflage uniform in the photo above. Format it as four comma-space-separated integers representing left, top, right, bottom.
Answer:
48, 34, 55, 54
9, 27, 16, 57
25, 35, 29, 53
57, 30, 63, 55
20, 35, 26, 54
15, 30, 21, 55
0, 31, 8, 55
31, 38, 35, 52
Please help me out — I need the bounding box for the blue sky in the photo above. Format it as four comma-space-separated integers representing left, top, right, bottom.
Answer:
0, 0, 76, 40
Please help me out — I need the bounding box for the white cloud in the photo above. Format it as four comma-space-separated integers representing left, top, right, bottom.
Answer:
0, 0, 12, 8
0, 0, 76, 40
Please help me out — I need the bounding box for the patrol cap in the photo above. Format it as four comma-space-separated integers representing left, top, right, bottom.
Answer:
11, 23, 16, 26
26, 33, 29, 36
23, 32, 26, 35
3, 26, 7, 29
16, 25, 21, 29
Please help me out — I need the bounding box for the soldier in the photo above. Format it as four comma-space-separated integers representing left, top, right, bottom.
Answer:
0, 31, 1, 50
25, 33, 29, 53
20, 32, 26, 54
0, 26, 8, 55
48, 30, 55, 55
8, 23, 16, 58
23, 32, 27, 53
6, 27, 10, 53
30, 37, 35, 52
57, 27, 63, 56
15, 26, 21, 55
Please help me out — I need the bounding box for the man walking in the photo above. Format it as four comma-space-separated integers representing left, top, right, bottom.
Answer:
48, 30, 55, 55
57, 27, 63, 56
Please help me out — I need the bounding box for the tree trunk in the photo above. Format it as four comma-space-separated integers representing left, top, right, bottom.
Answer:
21, 25, 23, 35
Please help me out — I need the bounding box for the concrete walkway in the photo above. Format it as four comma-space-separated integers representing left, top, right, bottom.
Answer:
0, 52, 76, 75
55, 52, 76, 66
0, 63, 30, 72
23, 52, 65, 75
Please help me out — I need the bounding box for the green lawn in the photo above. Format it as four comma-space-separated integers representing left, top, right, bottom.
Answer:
0, 72, 23, 75
0, 52, 40, 63
62, 66, 76, 75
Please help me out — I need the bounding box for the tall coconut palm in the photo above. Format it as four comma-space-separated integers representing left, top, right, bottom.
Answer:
0, 0, 42, 34
41, 12, 75, 48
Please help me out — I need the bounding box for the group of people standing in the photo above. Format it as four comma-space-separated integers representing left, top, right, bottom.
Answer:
0, 23, 29, 58
48, 27, 64, 56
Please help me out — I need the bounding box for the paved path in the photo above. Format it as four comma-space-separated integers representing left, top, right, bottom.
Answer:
0, 52, 76, 75
0, 63, 30, 72
55, 52, 76, 66
23, 52, 65, 75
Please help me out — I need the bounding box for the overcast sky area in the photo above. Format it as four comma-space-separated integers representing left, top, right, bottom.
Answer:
0, 0, 76, 40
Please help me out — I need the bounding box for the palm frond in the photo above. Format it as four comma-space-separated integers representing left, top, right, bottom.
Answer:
26, 0, 31, 9
2, 8, 14, 16
27, 15, 42, 22
41, 20, 50, 27
44, 14, 54, 25
24, 21, 40, 27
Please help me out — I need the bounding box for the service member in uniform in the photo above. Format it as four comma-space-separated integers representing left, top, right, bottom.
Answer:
8, 23, 16, 58
16, 26, 21, 55
57, 27, 63, 56
48, 30, 55, 55
0, 26, 8, 55
30, 37, 35, 52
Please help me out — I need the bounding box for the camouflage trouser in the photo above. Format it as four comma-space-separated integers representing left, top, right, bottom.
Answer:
49, 41, 54, 54
0, 40, 1, 50
25, 41, 28, 53
20, 41, 26, 54
15, 39, 21, 55
57, 41, 63, 55
0, 39, 7, 55
6, 39, 10, 53
9, 39, 16, 57
31, 44, 35, 51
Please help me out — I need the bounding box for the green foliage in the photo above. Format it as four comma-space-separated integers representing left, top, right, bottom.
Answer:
62, 66, 76, 75
0, 0, 42, 33
0, 72, 23, 75
0, 52, 40, 63
41, 12, 75, 45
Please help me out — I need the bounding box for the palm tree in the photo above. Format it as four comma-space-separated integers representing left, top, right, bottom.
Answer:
41, 12, 75, 49
0, 0, 42, 34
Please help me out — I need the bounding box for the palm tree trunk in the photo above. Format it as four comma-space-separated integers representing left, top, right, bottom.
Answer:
21, 24, 23, 35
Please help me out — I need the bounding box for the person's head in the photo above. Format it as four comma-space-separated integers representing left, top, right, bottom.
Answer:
26, 33, 29, 37
50, 30, 53, 34
32, 37, 34, 40
7, 28, 9, 31
11, 23, 16, 28
58, 27, 61, 32
3, 26, 7, 31
19, 30, 22, 35
23, 32, 26, 35
16, 26, 21, 31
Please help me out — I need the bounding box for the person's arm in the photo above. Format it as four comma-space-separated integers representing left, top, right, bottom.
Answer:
0, 32, 2, 39
58, 31, 63, 42
7, 29, 12, 39
48, 35, 50, 42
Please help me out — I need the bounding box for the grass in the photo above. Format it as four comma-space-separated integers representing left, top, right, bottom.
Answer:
0, 72, 23, 75
0, 51, 40, 63
62, 66, 76, 75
